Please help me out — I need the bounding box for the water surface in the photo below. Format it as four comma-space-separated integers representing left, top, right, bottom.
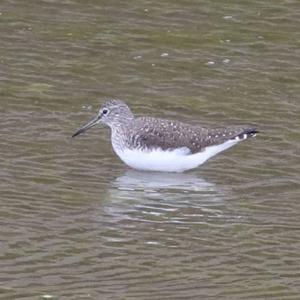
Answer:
0, 0, 299, 299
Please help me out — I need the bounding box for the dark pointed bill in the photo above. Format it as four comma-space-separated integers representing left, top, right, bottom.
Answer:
72, 115, 100, 137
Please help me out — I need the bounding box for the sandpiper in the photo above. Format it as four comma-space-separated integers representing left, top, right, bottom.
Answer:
72, 99, 257, 172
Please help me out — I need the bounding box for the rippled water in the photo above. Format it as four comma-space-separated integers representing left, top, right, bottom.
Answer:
1, 0, 300, 299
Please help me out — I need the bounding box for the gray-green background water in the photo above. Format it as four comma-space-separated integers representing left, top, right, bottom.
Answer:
1, 0, 300, 299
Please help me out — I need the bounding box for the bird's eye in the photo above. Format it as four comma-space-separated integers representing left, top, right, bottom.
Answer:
102, 108, 109, 115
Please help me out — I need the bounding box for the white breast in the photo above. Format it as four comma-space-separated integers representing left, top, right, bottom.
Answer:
113, 140, 239, 172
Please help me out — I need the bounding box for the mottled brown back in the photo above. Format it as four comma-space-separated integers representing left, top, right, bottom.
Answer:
124, 117, 256, 154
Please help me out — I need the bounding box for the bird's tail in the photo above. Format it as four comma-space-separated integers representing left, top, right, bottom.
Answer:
232, 128, 258, 141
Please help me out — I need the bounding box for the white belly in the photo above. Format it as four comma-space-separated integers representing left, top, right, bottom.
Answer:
113, 140, 239, 172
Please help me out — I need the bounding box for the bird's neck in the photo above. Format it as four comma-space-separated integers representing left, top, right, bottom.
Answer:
110, 123, 129, 153
109, 115, 134, 129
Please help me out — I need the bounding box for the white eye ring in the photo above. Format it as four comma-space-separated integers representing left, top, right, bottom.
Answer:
102, 108, 109, 115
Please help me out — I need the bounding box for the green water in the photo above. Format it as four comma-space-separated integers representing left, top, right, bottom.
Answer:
0, 0, 299, 299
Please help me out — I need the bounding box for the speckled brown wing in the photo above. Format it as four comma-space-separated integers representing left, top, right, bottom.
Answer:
128, 117, 257, 154
200, 127, 258, 149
